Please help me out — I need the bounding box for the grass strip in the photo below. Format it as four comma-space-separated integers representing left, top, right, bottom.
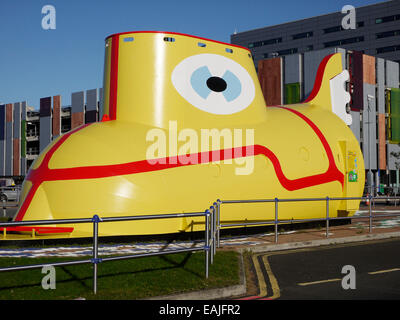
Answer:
0, 250, 239, 300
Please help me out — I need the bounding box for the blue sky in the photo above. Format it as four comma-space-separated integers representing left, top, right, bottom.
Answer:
0, 0, 382, 108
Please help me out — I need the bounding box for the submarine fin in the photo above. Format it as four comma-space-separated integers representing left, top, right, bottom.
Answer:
304, 53, 352, 125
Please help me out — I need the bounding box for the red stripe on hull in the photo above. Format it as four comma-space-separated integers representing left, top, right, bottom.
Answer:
109, 35, 119, 120
303, 54, 335, 103
15, 108, 344, 221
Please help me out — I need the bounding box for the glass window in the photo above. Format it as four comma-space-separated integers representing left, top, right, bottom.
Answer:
292, 31, 313, 40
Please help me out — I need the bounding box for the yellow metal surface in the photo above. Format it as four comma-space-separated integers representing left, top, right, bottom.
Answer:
7, 31, 364, 240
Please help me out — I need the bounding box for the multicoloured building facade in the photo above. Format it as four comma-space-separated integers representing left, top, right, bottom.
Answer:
0, 88, 103, 182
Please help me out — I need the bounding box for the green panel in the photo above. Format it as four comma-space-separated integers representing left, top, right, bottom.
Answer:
285, 83, 300, 104
390, 88, 400, 143
21, 120, 26, 157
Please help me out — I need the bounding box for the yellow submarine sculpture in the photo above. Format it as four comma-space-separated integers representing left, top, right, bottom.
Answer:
3, 31, 364, 239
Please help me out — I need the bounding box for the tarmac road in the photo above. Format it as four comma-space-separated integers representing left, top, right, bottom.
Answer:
252, 238, 400, 299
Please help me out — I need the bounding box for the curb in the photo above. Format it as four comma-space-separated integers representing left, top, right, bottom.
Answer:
238, 231, 400, 254
146, 252, 247, 300
146, 231, 400, 300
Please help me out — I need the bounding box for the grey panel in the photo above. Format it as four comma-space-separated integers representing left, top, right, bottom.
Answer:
284, 54, 302, 84
71, 91, 85, 114
5, 122, 12, 175
349, 111, 360, 143
0, 140, 4, 176
39, 116, 52, 153
21, 101, 26, 121
13, 102, 21, 139
388, 144, 400, 170
21, 157, 26, 175
386, 60, 399, 88
0, 105, 5, 176
376, 58, 385, 114
21, 101, 27, 175
362, 84, 377, 170
99, 87, 104, 120
86, 89, 98, 112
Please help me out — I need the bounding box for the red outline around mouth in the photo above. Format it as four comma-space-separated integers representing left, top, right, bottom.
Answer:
14, 107, 344, 222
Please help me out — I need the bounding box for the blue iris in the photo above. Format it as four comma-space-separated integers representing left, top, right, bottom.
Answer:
190, 66, 242, 102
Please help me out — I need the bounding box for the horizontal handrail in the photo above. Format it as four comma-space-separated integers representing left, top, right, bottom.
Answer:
0, 211, 206, 228
0, 209, 217, 295
215, 195, 400, 248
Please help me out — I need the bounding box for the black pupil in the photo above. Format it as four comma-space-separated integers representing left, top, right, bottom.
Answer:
206, 77, 227, 92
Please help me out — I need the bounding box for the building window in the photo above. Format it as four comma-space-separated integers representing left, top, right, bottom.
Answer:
277, 48, 298, 56
292, 31, 313, 40
376, 30, 400, 39
324, 26, 342, 34
248, 37, 282, 48
375, 14, 400, 24
324, 36, 364, 48
323, 22, 364, 33
376, 45, 400, 54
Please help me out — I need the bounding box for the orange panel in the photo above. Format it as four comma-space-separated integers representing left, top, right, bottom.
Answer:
258, 58, 282, 106
6, 104, 13, 123
13, 139, 20, 175
52, 95, 61, 136
71, 112, 84, 129
363, 54, 375, 85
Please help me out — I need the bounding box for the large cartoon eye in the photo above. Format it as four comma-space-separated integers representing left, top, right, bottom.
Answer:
171, 54, 255, 115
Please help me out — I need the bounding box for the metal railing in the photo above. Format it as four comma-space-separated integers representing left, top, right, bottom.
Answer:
214, 195, 400, 247
0, 209, 218, 294
1, 194, 400, 294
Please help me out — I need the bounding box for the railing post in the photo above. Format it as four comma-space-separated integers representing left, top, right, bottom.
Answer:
369, 194, 373, 233
217, 199, 221, 248
205, 209, 210, 279
274, 198, 279, 243
92, 214, 101, 294
213, 202, 218, 256
326, 197, 330, 238
209, 206, 214, 265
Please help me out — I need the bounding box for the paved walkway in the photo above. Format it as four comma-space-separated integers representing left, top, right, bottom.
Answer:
1, 205, 399, 258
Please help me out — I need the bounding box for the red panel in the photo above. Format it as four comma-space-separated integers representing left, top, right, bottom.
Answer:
350, 51, 363, 111
52, 95, 61, 136
0, 226, 74, 234
13, 139, 20, 175
257, 58, 282, 106
71, 112, 84, 129
6, 104, 13, 123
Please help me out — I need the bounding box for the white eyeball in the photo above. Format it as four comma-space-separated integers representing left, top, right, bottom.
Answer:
171, 54, 255, 115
